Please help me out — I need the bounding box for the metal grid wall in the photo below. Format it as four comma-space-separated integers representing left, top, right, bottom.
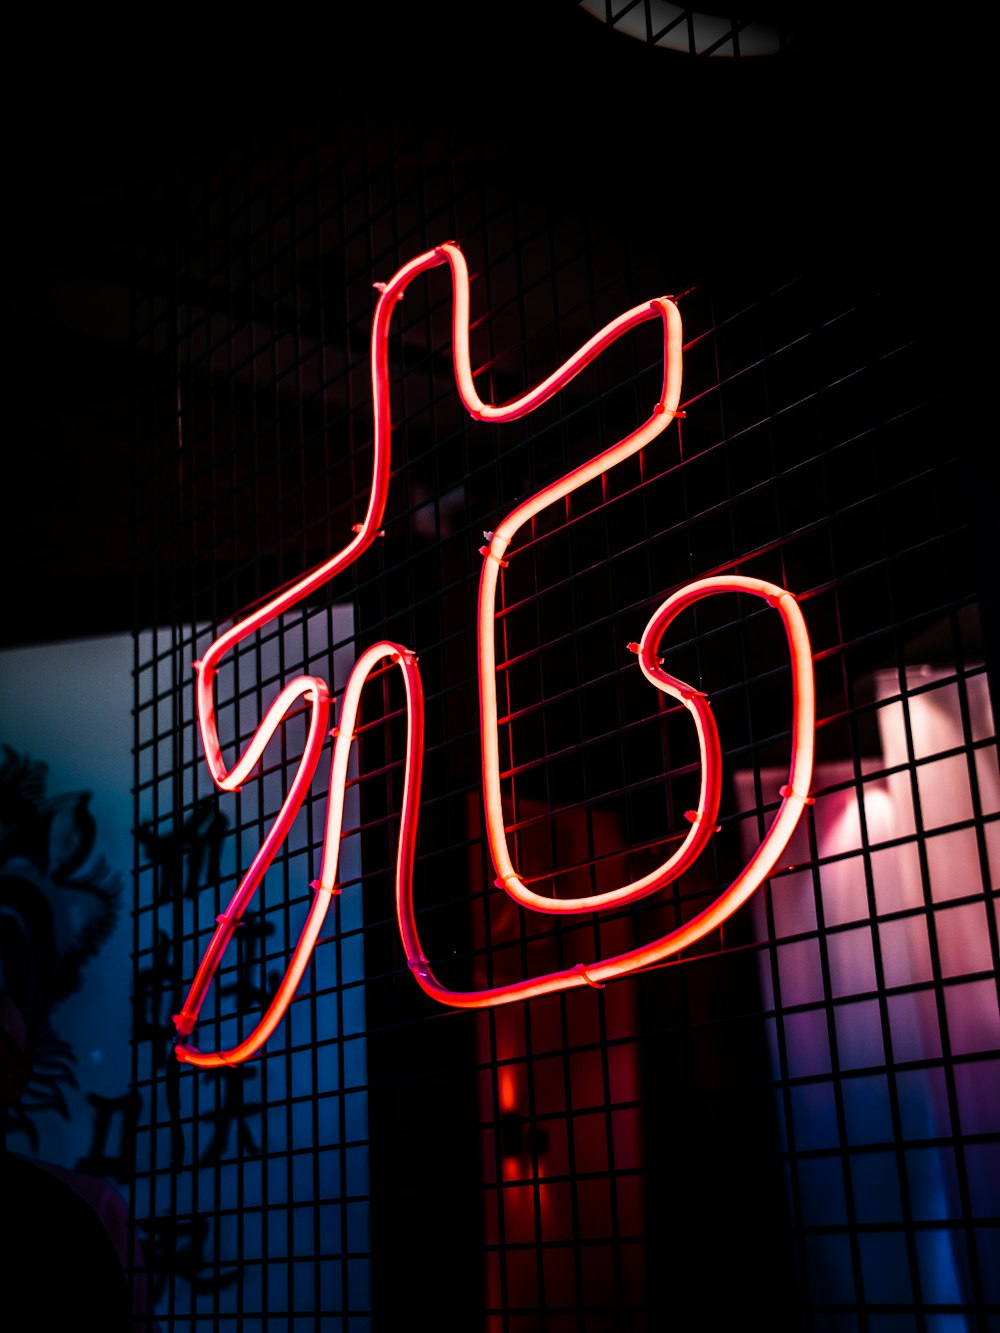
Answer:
131, 122, 999, 1331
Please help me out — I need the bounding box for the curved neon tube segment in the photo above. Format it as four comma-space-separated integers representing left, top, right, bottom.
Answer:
174, 243, 815, 1067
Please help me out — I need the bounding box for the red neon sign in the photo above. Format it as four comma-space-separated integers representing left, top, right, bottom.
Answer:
173, 242, 815, 1068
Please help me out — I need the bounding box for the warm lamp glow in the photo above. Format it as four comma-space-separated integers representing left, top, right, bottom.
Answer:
175, 243, 815, 1067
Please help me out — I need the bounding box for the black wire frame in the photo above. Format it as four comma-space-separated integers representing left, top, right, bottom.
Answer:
130, 121, 1000, 1332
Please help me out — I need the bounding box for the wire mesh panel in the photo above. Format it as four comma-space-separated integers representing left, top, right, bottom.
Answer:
131, 118, 999, 1332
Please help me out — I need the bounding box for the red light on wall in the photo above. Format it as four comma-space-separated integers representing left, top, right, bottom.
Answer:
174, 243, 815, 1067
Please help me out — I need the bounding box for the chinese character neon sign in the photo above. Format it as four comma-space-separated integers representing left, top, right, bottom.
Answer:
173, 242, 815, 1068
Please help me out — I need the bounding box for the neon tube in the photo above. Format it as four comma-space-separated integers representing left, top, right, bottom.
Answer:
175, 243, 815, 1066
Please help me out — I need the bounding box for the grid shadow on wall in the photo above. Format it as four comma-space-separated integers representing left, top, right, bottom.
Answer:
131, 122, 999, 1331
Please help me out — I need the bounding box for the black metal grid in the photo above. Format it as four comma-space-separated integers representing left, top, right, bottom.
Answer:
578, 0, 798, 57
130, 118, 999, 1332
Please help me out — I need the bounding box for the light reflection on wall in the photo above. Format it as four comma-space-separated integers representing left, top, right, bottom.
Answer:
737, 666, 999, 1324
133, 607, 369, 1327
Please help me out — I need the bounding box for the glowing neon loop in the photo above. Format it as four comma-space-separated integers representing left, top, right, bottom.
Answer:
174, 243, 815, 1068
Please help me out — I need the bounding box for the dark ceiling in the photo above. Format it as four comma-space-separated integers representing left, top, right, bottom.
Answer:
4, 3, 973, 648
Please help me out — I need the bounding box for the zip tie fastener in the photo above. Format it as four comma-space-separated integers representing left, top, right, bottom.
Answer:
479, 545, 509, 568
684, 809, 722, 832
573, 963, 606, 990
627, 641, 663, 666
310, 879, 342, 896
407, 956, 431, 978
677, 683, 708, 701
352, 523, 384, 537
779, 784, 814, 805
494, 873, 520, 890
